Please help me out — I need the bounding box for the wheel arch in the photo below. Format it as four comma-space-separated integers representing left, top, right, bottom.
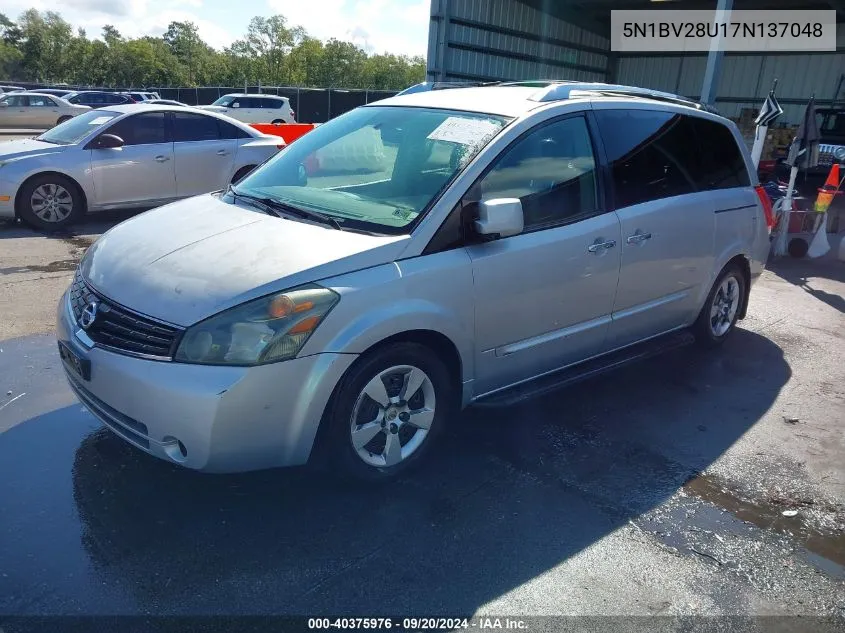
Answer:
14, 170, 89, 219
355, 329, 464, 392
698, 249, 752, 322
727, 254, 752, 319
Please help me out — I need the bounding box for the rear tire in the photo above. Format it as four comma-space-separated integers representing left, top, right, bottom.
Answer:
17, 174, 84, 231
318, 342, 456, 482
693, 263, 746, 348
271, 119, 284, 125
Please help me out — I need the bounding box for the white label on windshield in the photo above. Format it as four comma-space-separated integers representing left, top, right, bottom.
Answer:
89, 116, 113, 125
427, 117, 500, 145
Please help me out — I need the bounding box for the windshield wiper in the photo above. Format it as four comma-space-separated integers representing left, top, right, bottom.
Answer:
227, 186, 344, 231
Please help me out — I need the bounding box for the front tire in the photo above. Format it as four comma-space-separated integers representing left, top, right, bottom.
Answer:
693, 264, 746, 347
17, 174, 84, 231
56, 115, 72, 126
320, 342, 455, 481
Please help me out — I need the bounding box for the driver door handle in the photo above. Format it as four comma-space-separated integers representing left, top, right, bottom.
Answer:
154, 155, 170, 162
216, 149, 229, 156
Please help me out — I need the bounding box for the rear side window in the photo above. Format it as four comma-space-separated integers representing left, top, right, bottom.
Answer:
173, 112, 220, 141
595, 110, 699, 209
106, 112, 169, 145
691, 118, 750, 189
28, 95, 54, 106
217, 119, 251, 139
265, 98, 284, 109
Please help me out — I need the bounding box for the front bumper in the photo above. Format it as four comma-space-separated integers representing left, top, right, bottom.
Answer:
0, 177, 17, 219
57, 291, 357, 472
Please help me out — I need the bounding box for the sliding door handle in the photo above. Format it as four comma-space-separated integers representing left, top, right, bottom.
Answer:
626, 231, 652, 245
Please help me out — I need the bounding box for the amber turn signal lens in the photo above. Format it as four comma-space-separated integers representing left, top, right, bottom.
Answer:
288, 315, 320, 335
293, 300, 314, 313
268, 295, 295, 319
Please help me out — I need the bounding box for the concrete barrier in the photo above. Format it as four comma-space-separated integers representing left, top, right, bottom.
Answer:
251, 123, 316, 144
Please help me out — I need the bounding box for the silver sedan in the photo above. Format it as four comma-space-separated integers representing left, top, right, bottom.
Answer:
0, 104, 285, 230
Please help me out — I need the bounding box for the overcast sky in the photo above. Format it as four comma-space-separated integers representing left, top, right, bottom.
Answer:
3, 0, 431, 57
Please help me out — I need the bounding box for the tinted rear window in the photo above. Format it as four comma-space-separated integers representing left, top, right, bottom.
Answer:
173, 112, 220, 141
691, 118, 751, 189
595, 110, 699, 209
218, 119, 251, 139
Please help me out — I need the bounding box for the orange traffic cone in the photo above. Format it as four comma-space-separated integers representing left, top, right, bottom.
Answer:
808, 163, 841, 258
814, 163, 841, 213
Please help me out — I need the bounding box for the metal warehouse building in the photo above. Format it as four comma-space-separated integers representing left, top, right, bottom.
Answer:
426, 0, 845, 124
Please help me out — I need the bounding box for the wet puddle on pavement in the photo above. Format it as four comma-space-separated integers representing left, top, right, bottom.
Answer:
0, 234, 94, 275
637, 473, 845, 580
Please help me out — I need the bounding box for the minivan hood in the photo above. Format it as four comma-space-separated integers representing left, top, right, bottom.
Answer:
0, 139, 68, 161
81, 194, 408, 326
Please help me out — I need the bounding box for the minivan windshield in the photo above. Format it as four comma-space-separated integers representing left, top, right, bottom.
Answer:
36, 110, 120, 145
233, 106, 509, 234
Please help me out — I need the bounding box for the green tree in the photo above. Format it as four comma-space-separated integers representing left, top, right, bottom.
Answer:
0, 9, 425, 91
243, 15, 302, 85
316, 39, 367, 87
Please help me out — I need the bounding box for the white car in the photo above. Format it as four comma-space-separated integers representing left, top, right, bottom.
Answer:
199, 94, 296, 124
0, 104, 284, 230
0, 92, 90, 128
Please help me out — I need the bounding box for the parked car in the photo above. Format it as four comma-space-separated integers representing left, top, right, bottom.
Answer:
28, 88, 76, 99
64, 91, 134, 108
199, 93, 296, 124
55, 82, 772, 480
142, 99, 188, 107
0, 104, 284, 229
0, 85, 24, 94
121, 91, 160, 102
0, 92, 90, 128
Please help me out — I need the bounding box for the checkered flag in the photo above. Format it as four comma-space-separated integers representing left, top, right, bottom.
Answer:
755, 90, 783, 126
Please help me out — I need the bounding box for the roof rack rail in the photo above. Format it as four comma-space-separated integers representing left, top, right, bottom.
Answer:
531, 82, 714, 111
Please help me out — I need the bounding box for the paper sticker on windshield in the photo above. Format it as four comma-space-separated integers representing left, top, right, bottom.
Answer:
89, 116, 113, 125
427, 117, 501, 145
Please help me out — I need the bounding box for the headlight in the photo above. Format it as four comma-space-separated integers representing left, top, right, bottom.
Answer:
175, 285, 339, 365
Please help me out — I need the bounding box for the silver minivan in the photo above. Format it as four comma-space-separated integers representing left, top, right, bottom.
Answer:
57, 82, 773, 479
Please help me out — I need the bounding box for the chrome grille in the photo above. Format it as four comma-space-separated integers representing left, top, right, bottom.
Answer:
819, 144, 845, 167
70, 270, 182, 358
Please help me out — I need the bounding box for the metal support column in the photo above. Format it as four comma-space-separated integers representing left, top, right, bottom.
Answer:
700, 0, 733, 106
434, 0, 450, 82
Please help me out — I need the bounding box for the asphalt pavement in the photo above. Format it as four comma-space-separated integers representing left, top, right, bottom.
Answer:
0, 211, 844, 625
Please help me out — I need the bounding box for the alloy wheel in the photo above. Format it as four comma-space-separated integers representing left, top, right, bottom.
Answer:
709, 275, 740, 337
30, 183, 73, 223
349, 364, 436, 468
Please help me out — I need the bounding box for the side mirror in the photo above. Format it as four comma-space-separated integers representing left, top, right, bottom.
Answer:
231, 102, 239, 108
91, 134, 125, 150
475, 198, 524, 238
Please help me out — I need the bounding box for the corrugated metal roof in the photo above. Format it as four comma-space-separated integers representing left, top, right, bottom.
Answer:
432, 0, 843, 125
